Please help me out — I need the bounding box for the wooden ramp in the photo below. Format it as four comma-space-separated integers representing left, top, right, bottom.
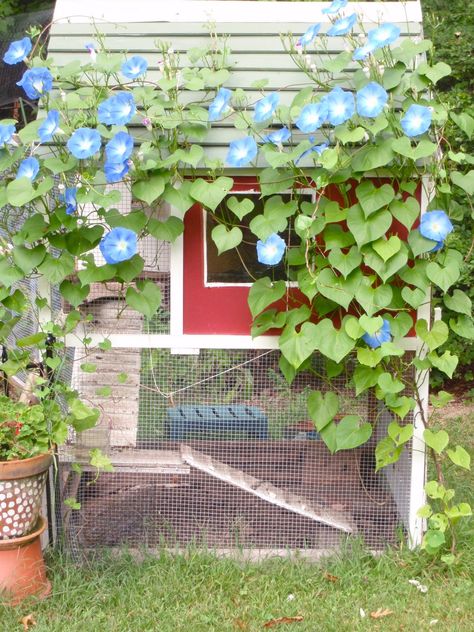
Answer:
180, 445, 356, 534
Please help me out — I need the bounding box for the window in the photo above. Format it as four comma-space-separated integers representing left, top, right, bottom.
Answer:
205, 191, 313, 286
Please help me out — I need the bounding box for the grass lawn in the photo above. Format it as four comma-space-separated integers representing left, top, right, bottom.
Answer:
1, 408, 473, 632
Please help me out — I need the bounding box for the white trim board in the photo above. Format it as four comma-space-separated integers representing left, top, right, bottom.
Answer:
64, 333, 422, 351
53, 1, 422, 24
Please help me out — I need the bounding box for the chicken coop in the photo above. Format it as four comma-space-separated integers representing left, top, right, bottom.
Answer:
39, 0, 431, 557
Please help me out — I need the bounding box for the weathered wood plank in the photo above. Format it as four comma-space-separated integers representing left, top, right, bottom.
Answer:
181, 444, 356, 533
60, 447, 190, 474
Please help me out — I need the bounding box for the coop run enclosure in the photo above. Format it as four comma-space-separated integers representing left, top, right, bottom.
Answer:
24, 0, 428, 556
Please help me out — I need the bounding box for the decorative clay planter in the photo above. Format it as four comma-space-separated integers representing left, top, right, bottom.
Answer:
0, 516, 51, 605
0, 452, 53, 540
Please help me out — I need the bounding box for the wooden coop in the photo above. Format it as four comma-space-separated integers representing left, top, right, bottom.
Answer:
44, 0, 430, 556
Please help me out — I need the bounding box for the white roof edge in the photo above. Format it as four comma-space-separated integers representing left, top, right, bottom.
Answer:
52, 1, 422, 25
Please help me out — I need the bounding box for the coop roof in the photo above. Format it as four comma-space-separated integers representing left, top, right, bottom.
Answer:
48, 1, 424, 166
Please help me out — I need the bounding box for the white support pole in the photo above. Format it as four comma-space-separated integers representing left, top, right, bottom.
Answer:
408, 175, 434, 548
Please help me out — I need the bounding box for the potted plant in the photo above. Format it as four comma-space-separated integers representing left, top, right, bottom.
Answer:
0, 358, 104, 603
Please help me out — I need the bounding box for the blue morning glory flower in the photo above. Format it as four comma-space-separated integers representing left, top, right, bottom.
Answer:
67, 128, 102, 159
262, 127, 291, 145
356, 82, 388, 118
257, 233, 286, 265
3, 37, 32, 65
295, 101, 328, 133
0, 123, 15, 146
326, 87, 355, 126
121, 56, 148, 79
362, 319, 392, 348
322, 0, 348, 15
16, 157, 39, 181
353, 42, 376, 61
367, 23, 401, 49
208, 87, 232, 122
17, 67, 53, 100
419, 210, 453, 243
99, 227, 137, 265
400, 104, 432, 137
297, 23, 321, 47
105, 131, 134, 163
104, 160, 130, 183
296, 138, 329, 164
327, 13, 357, 37
254, 93, 279, 123
98, 92, 136, 126
38, 110, 60, 143
60, 187, 77, 215
226, 136, 258, 167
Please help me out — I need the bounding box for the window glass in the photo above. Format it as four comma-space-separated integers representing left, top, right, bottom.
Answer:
205, 192, 312, 284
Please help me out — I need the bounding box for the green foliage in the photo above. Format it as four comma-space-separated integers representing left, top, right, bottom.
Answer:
0, 4, 472, 560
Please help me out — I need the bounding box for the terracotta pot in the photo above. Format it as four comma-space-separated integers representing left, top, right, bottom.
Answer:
0, 516, 51, 605
0, 452, 53, 540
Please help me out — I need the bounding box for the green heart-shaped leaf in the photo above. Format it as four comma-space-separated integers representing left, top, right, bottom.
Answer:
189, 176, 234, 211
372, 235, 401, 261
443, 289, 472, 316
418, 61, 451, 84
60, 280, 90, 308
327, 246, 362, 278
351, 142, 394, 172
227, 196, 255, 220
12, 245, 46, 273
428, 350, 458, 378
307, 391, 339, 431
279, 321, 319, 369
364, 245, 408, 283
181, 144, 204, 167
316, 268, 362, 310
359, 315, 383, 335
355, 279, 393, 317
401, 286, 427, 309
446, 446, 471, 470
248, 277, 286, 318
416, 319, 449, 351
132, 173, 167, 206
249, 213, 287, 241
211, 224, 243, 255
126, 280, 162, 319
377, 372, 405, 394
408, 229, 438, 257
388, 421, 414, 446
390, 197, 420, 230
426, 260, 460, 293
347, 204, 392, 247
392, 137, 437, 160
385, 313, 413, 338
375, 437, 403, 471
423, 429, 449, 454
451, 170, 474, 196
6, 177, 35, 207
356, 181, 395, 217
314, 319, 356, 363
335, 415, 372, 451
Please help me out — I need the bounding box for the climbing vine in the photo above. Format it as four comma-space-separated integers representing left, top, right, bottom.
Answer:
0, 0, 472, 559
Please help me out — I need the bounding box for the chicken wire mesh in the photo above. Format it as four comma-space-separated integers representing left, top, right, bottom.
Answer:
56, 346, 415, 554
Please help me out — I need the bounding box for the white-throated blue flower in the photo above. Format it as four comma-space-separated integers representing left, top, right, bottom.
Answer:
401, 104, 432, 137
356, 82, 388, 118
226, 136, 258, 167
99, 227, 137, 264
67, 128, 102, 159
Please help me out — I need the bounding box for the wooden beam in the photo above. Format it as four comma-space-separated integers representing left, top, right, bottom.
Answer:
181, 445, 356, 533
